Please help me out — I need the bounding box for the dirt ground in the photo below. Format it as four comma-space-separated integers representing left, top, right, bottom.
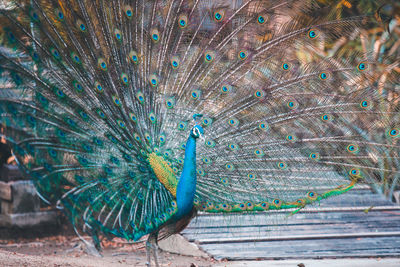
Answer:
0, 234, 218, 267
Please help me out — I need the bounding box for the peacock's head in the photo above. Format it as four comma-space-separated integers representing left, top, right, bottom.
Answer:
191, 125, 204, 140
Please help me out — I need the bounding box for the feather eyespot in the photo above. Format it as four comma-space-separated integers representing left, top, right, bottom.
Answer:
129, 112, 137, 123
273, 199, 282, 207
170, 56, 180, 69
177, 121, 187, 130
221, 203, 230, 211
349, 168, 361, 177
307, 28, 318, 39
254, 90, 265, 99
97, 58, 107, 71
27, 115, 36, 125
76, 20, 86, 32
50, 48, 61, 60
257, 15, 266, 24
159, 134, 166, 144
281, 62, 290, 71
125, 141, 133, 148
31, 51, 40, 62
214, 10, 224, 22
12, 73, 22, 85
319, 72, 330, 80
134, 133, 141, 142
72, 81, 83, 92
37, 94, 48, 105
309, 152, 320, 161
121, 73, 129, 85
246, 202, 254, 210
114, 29, 122, 41
388, 128, 400, 138
321, 114, 332, 122
191, 89, 201, 100
360, 100, 371, 109
112, 96, 121, 106
149, 74, 158, 87
259, 121, 269, 131
357, 62, 367, 71
96, 109, 106, 119
296, 199, 306, 206
238, 50, 248, 60
129, 51, 139, 64
202, 117, 212, 126
179, 142, 186, 150
150, 29, 160, 43
254, 149, 264, 157
286, 134, 297, 142
247, 173, 256, 181
124, 5, 133, 18
30, 10, 40, 22
203, 157, 212, 164
204, 51, 214, 63
6, 31, 16, 44
307, 191, 318, 200
221, 84, 231, 94
287, 99, 298, 109
346, 144, 359, 154
71, 52, 81, 64
148, 112, 156, 123
259, 202, 269, 210
205, 139, 216, 147
225, 163, 234, 171
55, 9, 64, 21
117, 119, 126, 129
277, 162, 287, 169
94, 82, 103, 93
144, 133, 151, 142
228, 118, 239, 127
136, 91, 144, 104
178, 14, 188, 28
237, 203, 246, 210
228, 143, 239, 151
166, 97, 175, 109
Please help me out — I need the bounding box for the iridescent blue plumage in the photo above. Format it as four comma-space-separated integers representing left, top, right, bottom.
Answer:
176, 125, 203, 219
0, 1, 399, 267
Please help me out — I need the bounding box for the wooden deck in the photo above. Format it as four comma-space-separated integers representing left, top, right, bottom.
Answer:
182, 187, 400, 260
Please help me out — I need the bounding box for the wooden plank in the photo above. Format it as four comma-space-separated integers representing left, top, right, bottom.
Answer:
188, 210, 400, 229
187, 189, 400, 260
197, 231, 400, 244
0, 181, 11, 201
201, 236, 400, 260
184, 223, 400, 241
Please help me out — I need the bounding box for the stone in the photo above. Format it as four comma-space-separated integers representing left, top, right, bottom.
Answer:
1, 180, 40, 214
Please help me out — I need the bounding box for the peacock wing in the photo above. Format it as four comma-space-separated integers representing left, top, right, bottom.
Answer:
0, 0, 184, 241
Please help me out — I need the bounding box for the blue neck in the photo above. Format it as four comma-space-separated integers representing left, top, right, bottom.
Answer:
175, 135, 197, 218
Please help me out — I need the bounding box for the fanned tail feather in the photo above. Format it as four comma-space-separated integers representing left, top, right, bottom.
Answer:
0, 0, 399, 247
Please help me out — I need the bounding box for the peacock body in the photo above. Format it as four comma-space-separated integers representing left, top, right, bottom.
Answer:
0, 0, 399, 265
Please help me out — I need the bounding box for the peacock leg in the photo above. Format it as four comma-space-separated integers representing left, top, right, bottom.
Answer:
146, 244, 151, 267
145, 232, 160, 267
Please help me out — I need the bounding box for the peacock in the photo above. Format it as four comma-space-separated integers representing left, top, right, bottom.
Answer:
0, 0, 399, 266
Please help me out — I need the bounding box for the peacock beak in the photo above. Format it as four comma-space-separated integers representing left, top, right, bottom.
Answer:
199, 132, 205, 142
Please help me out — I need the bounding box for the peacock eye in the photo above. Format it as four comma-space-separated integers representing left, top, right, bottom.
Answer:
193, 127, 200, 137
